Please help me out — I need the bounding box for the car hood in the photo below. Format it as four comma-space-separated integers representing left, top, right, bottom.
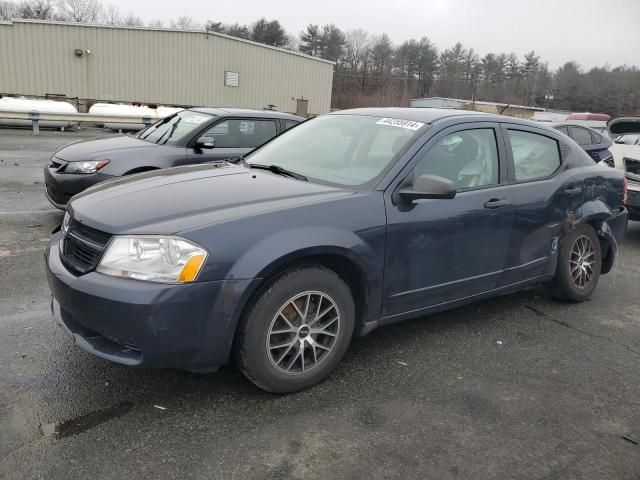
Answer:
608, 117, 640, 136
69, 163, 350, 234
55, 135, 161, 161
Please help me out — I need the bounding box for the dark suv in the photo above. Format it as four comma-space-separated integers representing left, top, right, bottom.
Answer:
44, 108, 303, 208
46, 108, 627, 393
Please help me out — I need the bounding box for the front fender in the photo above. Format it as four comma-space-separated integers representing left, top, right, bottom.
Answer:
228, 226, 379, 280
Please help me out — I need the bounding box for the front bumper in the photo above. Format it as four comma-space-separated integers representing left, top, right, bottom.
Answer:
44, 165, 115, 209
45, 232, 254, 370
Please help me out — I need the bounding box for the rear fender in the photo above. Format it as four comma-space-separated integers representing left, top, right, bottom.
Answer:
576, 200, 628, 274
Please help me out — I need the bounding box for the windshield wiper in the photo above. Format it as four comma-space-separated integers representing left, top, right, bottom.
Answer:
248, 163, 307, 181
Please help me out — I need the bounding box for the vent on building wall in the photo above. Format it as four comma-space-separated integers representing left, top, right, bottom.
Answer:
224, 71, 239, 87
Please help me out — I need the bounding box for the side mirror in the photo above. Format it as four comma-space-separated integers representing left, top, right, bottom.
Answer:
398, 174, 456, 201
195, 136, 215, 149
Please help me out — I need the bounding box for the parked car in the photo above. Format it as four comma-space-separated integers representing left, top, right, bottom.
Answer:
46, 108, 628, 392
607, 117, 640, 220
550, 123, 613, 163
44, 108, 303, 208
564, 112, 611, 136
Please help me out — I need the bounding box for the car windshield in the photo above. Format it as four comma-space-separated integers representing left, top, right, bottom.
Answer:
246, 114, 426, 187
138, 110, 212, 145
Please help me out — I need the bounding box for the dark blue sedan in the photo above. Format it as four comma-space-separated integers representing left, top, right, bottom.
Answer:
46, 108, 628, 392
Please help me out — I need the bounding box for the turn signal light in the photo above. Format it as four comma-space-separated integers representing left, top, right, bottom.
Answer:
177, 253, 207, 283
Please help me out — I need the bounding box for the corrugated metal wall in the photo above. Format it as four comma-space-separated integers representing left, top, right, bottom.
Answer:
0, 20, 334, 114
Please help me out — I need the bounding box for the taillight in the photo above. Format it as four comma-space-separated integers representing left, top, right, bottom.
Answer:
623, 177, 628, 205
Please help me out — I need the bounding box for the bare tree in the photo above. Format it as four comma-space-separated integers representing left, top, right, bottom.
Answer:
170, 16, 200, 30
16, 0, 56, 19
343, 29, 371, 73
57, 0, 103, 23
0, 1, 18, 20
147, 19, 163, 28
121, 12, 142, 26
102, 3, 120, 24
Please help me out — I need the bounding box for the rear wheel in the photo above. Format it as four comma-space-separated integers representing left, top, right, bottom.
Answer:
234, 266, 355, 393
545, 224, 601, 302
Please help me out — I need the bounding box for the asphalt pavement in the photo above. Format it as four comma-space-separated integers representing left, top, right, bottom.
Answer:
1, 126, 639, 479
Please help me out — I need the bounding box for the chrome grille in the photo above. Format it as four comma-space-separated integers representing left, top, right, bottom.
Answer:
60, 218, 112, 274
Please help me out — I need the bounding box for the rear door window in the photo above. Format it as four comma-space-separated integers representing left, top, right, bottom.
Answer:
204, 119, 277, 148
569, 126, 594, 146
507, 130, 561, 182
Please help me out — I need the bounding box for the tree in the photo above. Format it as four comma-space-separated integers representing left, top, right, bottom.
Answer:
122, 12, 142, 26
299, 24, 322, 57
0, 0, 18, 19
57, 0, 103, 23
370, 33, 393, 74
102, 4, 120, 24
251, 18, 287, 47
415, 37, 438, 96
521, 50, 540, 105
224, 22, 251, 39
343, 28, 371, 74
16, 0, 56, 19
554, 61, 583, 110
320, 24, 345, 63
438, 42, 467, 97
170, 16, 199, 30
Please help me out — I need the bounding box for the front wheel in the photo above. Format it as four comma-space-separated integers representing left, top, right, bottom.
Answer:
234, 266, 355, 393
544, 224, 602, 302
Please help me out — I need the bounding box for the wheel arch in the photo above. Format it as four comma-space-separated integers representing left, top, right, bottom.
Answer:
235, 247, 374, 340
578, 201, 618, 274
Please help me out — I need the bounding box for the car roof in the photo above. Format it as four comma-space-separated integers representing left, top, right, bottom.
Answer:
329, 107, 488, 123
189, 107, 303, 121
328, 107, 556, 129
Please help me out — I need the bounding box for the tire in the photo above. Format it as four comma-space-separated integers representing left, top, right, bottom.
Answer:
544, 224, 602, 302
234, 266, 355, 393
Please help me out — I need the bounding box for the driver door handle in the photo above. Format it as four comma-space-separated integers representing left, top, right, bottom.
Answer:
484, 198, 511, 209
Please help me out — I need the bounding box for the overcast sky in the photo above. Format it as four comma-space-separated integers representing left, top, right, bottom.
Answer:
106, 0, 639, 69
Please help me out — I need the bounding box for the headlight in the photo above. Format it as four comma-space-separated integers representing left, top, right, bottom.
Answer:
96, 236, 208, 283
64, 160, 110, 174
62, 212, 70, 235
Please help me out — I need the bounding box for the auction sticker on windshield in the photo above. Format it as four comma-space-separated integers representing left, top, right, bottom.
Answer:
376, 118, 425, 130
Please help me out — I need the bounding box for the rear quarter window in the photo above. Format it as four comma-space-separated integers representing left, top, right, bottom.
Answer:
508, 130, 561, 182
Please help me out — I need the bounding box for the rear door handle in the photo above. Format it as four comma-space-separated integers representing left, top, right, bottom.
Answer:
564, 186, 583, 195
484, 198, 511, 209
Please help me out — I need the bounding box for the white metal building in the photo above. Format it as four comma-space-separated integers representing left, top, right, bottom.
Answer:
0, 20, 335, 115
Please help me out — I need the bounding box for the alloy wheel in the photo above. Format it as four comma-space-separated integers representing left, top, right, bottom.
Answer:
570, 235, 596, 289
266, 291, 341, 374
